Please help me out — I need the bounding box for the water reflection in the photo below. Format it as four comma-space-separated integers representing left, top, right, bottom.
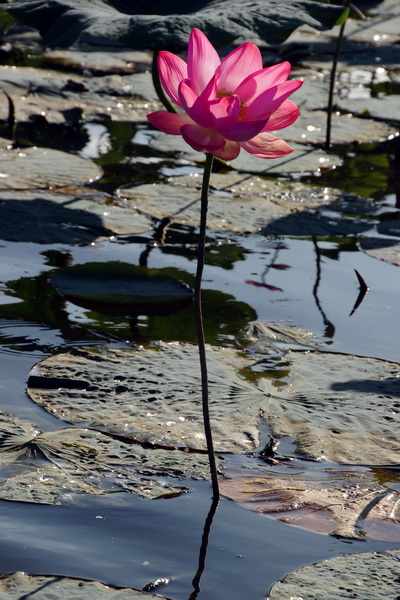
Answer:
312, 237, 335, 338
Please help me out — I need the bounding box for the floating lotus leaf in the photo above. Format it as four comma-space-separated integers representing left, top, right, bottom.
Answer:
147, 132, 342, 174
0, 412, 213, 504
279, 106, 397, 145
264, 350, 400, 465
0, 64, 157, 124
118, 175, 342, 233
43, 48, 151, 74
378, 219, 400, 237
220, 461, 400, 539
51, 262, 193, 317
27, 343, 270, 453
0, 572, 171, 599
27, 346, 400, 462
0, 189, 151, 244
4, 0, 344, 49
0, 142, 102, 189
268, 548, 400, 599
238, 322, 320, 351
360, 237, 400, 266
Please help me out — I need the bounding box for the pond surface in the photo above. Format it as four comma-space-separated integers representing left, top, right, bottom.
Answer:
0, 3, 400, 598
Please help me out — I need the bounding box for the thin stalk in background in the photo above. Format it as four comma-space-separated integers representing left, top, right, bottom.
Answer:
194, 152, 220, 501
151, 49, 178, 113
326, 2, 366, 149
325, 9, 347, 149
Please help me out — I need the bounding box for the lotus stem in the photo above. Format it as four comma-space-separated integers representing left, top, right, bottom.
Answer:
326, 13, 346, 149
326, 1, 366, 148
189, 495, 219, 599
195, 152, 220, 501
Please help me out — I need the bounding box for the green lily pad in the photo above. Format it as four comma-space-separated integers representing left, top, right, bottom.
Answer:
0, 189, 151, 244
50, 262, 194, 317
4, 0, 345, 49
27, 343, 269, 453
0, 141, 102, 189
277, 108, 397, 146
238, 321, 320, 351
147, 132, 343, 174
118, 175, 343, 233
0, 412, 213, 504
264, 350, 400, 465
0, 572, 172, 599
360, 237, 400, 266
0, 64, 157, 124
26, 345, 400, 463
268, 549, 400, 600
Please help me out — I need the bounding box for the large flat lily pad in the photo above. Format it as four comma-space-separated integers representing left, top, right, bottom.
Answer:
0, 142, 102, 189
0, 412, 213, 504
147, 132, 343, 174
360, 237, 400, 266
0, 188, 151, 244
27, 343, 269, 453
0, 65, 158, 124
220, 462, 400, 540
27, 345, 400, 463
118, 174, 343, 233
264, 350, 400, 465
268, 549, 400, 600
0, 572, 171, 599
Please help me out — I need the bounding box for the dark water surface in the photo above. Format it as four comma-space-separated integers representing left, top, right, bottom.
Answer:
0, 480, 397, 600
1, 227, 400, 599
0, 16, 399, 594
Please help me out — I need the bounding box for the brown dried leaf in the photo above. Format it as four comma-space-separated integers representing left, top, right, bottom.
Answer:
220, 465, 400, 540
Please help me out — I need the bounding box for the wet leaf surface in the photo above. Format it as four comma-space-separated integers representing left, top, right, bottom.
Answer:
220, 463, 400, 540
0, 572, 171, 599
238, 321, 320, 351
147, 132, 343, 174
0, 188, 151, 244
118, 174, 343, 233
0, 412, 213, 504
26, 343, 400, 466
27, 343, 269, 453
118, 173, 383, 235
0, 64, 157, 124
360, 237, 400, 266
0, 141, 102, 189
271, 107, 397, 146
264, 350, 400, 465
267, 548, 400, 599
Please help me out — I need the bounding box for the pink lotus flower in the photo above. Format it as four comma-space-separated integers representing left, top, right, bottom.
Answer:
147, 29, 303, 161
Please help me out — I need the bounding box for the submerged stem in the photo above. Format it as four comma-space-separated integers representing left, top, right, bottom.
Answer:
195, 153, 220, 500
151, 49, 178, 113
188, 496, 219, 600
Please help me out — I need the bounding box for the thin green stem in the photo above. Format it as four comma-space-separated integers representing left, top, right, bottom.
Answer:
325, 0, 366, 148
195, 152, 220, 500
151, 48, 177, 113
326, 15, 347, 149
